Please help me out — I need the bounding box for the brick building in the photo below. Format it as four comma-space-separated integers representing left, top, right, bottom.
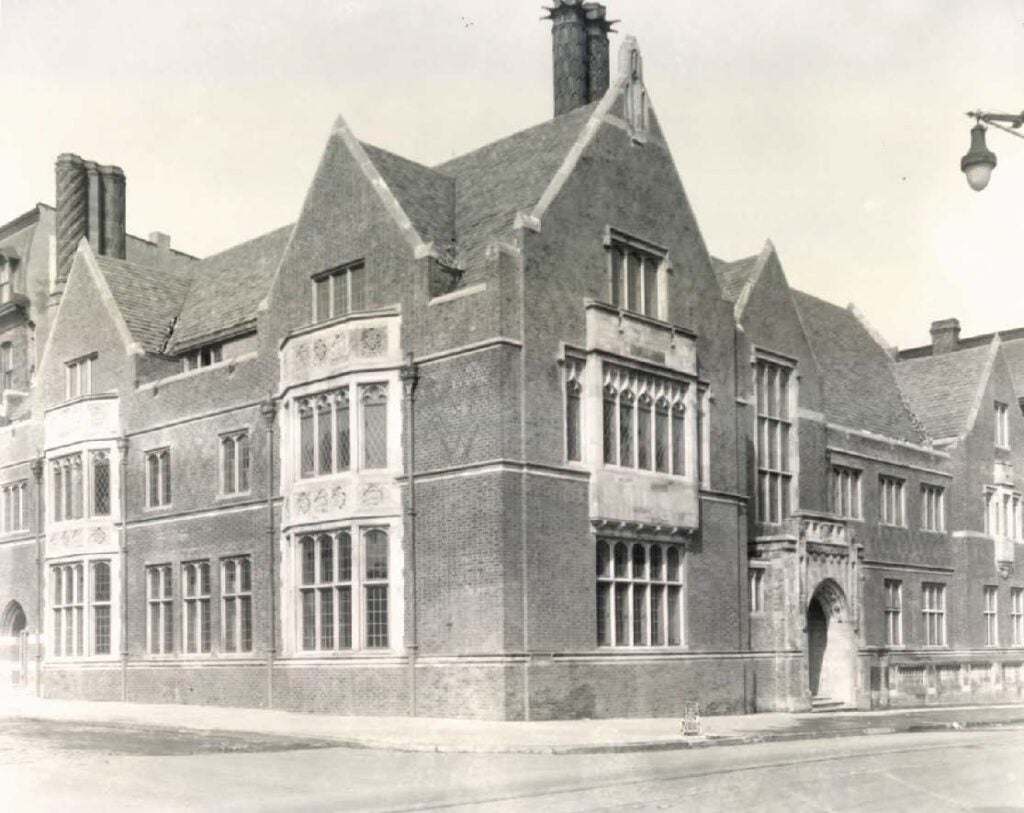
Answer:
1, 2, 1022, 719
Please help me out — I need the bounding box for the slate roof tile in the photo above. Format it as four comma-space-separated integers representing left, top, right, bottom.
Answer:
791, 289, 926, 443
167, 224, 293, 352
894, 343, 993, 440
361, 143, 454, 247
711, 255, 760, 304
95, 256, 193, 354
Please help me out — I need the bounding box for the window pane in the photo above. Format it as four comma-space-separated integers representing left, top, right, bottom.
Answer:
365, 584, 388, 648
318, 533, 334, 583
315, 276, 330, 322
597, 582, 611, 646
92, 455, 110, 516
337, 586, 352, 649
240, 558, 251, 592
332, 269, 348, 316
93, 562, 110, 602
223, 437, 236, 493
619, 397, 634, 467
335, 394, 350, 470
654, 403, 669, 472
626, 252, 641, 312
224, 598, 237, 652
317, 399, 333, 475
610, 249, 623, 307
240, 596, 252, 651
637, 399, 652, 469
319, 588, 334, 649
362, 386, 388, 469
237, 434, 250, 492
667, 546, 681, 581
632, 544, 646, 580
633, 584, 648, 645
614, 583, 629, 645
147, 454, 159, 506
651, 584, 665, 645
603, 392, 617, 465
337, 531, 352, 581
301, 590, 316, 650
643, 260, 658, 317
300, 408, 315, 478
160, 453, 171, 506
349, 265, 366, 312
566, 384, 581, 462
365, 530, 388, 580
650, 545, 663, 580
300, 536, 316, 585
667, 585, 682, 646
672, 407, 685, 475
614, 543, 628, 578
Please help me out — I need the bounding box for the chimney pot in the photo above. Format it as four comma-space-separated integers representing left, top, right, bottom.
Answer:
930, 318, 961, 355
149, 231, 171, 252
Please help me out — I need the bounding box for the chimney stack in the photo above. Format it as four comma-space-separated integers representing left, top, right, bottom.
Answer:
930, 318, 961, 355
544, 1, 616, 117
54, 153, 127, 282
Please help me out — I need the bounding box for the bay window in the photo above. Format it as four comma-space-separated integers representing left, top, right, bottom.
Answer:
297, 382, 389, 479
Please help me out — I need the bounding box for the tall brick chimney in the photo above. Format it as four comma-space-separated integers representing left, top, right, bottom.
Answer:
544, 1, 616, 117
930, 318, 961, 355
54, 153, 127, 282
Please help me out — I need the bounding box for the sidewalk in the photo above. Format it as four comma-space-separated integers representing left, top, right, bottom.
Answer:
2, 693, 1023, 754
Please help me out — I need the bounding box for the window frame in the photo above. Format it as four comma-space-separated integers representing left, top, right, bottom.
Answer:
995, 401, 1010, 449
219, 430, 251, 497
0, 342, 12, 393
64, 354, 96, 401
919, 484, 945, 532
879, 475, 906, 527
144, 448, 172, 509
922, 582, 947, 647
311, 260, 366, 324
296, 382, 389, 480
831, 465, 862, 520
146, 564, 174, 655
983, 585, 998, 647
884, 578, 903, 647
755, 355, 795, 524
596, 539, 685, 648
564, 358, 584, 463
221, 556, 253, 654
182, 560, 212, 656
49, 557, 115, 660
296, 526, 394, 654
1011, 587, 1024, 647
181, 343, 223, 373
605, 232, 668, 320
1, 480, 27, 534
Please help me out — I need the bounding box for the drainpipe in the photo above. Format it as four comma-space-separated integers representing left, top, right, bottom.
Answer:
259, 400, 277, 709
399, 353, 420, 716
733, 330, 752, 713
117, 436, 129, 702
30, 456, 44, 698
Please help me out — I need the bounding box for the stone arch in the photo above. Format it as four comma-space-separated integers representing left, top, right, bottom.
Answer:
806, 579, 855, 706
0, 600, 26, 636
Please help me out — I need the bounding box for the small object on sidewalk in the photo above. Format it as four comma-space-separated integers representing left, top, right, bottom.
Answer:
681, 701, 701, 736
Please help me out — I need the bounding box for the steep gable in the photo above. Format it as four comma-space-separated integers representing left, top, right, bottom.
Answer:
792, 289, 925, 442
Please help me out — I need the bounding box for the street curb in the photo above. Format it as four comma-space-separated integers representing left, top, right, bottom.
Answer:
5, 710, 1024, 755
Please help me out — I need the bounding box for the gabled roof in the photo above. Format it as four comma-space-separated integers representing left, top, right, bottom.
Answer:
792, 289, 926, 443
94, 255, 192, 354
361, 143, 454, 248
895, 342, 996, 440
167, 224, 294, 353
434, 101, 600, 277
1000, 338, 1024, 401
711, 254, 760, 304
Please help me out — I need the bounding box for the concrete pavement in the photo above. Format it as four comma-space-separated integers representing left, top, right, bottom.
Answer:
2, 693, 1023, 754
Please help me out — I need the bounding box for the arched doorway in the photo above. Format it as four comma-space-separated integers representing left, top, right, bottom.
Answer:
1, 601, 28, 689
806, 580, 855, 706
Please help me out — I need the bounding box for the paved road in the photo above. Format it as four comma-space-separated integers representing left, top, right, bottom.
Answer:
1, 718, 1022, 811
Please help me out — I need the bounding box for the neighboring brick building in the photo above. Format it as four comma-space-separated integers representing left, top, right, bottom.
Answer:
1, 2, 1022, 718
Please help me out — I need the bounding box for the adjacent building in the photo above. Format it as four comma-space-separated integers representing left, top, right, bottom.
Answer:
1, 2, 1022, 719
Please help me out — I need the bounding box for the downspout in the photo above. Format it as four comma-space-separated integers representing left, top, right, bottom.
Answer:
399, 354, 420, 716
118, 436, 129, 702
260, 400, 277, 709
30, 456, 44, 698
733, 327, 751, 712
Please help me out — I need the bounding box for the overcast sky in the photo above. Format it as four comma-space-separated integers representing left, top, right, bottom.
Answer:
2, 0, 1024, 349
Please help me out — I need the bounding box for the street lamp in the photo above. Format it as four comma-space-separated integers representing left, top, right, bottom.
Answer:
961, 110, 1024, 191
